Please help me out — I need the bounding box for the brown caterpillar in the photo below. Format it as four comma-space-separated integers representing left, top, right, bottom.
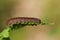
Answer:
7, 17, 41, 26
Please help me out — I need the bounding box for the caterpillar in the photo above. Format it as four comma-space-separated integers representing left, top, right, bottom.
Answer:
7, 17, 41, 30
7, 17, 41, 26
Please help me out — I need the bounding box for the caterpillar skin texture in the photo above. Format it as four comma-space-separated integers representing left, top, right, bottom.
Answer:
7, 17, 41, 26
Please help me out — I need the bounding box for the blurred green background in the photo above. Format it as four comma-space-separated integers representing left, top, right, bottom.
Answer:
0, 0, 16, 32
0, 0, 60, 40
44, 0, 60, 34
0, 0, 60, 35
